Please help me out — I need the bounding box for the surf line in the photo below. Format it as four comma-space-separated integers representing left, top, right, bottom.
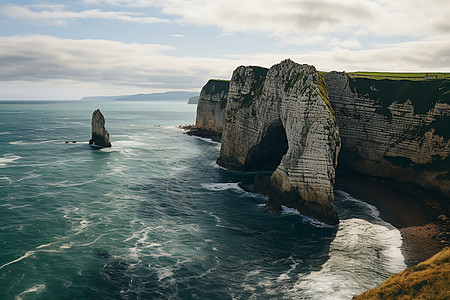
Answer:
0, 251, 35, 270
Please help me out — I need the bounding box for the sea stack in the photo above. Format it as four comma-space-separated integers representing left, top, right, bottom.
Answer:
89, 109, 111, 147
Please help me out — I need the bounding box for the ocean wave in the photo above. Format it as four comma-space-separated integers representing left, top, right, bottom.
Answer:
15, 284, 46, 300
0, 250, 35, 270
0, 154, 21, 167
287, 192, 406, 299
193, 136, 221, 145
201, 183, 244, 192
9, 140, 58, 146
281, 206, 334, 228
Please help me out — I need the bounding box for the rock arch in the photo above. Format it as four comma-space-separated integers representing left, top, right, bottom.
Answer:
217, 60, 340, 224
246, 120, 288, 171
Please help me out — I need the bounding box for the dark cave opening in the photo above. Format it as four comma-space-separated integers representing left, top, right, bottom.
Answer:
246, 121, 289, 171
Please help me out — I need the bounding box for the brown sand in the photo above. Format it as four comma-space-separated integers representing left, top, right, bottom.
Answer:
335, 174, 449, 267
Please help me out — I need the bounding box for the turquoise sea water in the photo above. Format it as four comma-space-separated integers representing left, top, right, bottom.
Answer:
0, 101, 406, 299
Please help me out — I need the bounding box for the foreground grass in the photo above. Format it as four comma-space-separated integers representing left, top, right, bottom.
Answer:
353, 247, 450, 300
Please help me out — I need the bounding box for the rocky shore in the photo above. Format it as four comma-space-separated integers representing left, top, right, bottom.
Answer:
336, 173, 449, 267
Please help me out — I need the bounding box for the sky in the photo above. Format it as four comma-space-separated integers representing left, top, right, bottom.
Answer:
0, 0, 449, 100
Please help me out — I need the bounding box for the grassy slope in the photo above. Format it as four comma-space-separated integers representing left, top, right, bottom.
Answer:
353, 247, 450, 300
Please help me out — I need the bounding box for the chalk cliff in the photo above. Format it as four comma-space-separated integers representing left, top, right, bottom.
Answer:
217, 59, 341, 224
325, 72, 450, 197
194, 79, 229, 135
89, 109, 111, 147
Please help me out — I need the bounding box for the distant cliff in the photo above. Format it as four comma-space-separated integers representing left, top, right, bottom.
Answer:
325, 72, 450, 197
187, 96, 199, 104
217, 60, 341, 224
194, 79, 229, 135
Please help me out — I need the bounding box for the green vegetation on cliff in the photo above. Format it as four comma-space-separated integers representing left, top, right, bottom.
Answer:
353, 247, 450, 300
204, 79, 230, 95
348, 72, 450, 81
241, 66, 268, 107
349, 78, 450, 116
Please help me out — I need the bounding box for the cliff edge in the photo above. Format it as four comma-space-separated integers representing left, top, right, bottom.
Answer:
89, 109, 111, 147
217, 59, 341, 225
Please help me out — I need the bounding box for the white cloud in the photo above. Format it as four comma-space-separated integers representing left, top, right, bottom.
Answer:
1, 34, 448, 99
0, 35, 242, 99
2, 4, 169, 26
83, 0, 450, 42
170, 34, 184, 38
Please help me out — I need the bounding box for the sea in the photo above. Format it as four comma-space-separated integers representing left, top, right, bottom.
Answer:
0, 100, 406, 299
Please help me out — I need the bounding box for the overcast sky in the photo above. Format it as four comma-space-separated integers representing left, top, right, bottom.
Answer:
1, 0, 449, 100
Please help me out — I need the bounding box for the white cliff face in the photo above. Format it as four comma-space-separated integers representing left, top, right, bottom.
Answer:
195, 80, 229, 134
218, 59, 341, 224
326, 71, 450, 196
89, 109, 111, 147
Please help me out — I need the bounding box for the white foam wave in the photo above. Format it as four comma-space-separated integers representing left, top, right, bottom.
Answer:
157, 267, 175, 281
2, 204, 32, 210
0, 176, 13, 184
194, 136, 220, 145
201, 183, 244, 192
48, 179, 97, 187
287, 193, 406, 299
0, 154, 21, 167
0, 131, 11, 134
281, 206, 334, 228
9, 140, 57, 146
15, 284, 46, 300
210, 161, 227, 169
0, 251, 35, 270
336, 190, 380, 219
17, 173, 41, 182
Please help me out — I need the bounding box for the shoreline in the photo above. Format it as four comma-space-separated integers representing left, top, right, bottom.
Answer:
335, 173, 449, 267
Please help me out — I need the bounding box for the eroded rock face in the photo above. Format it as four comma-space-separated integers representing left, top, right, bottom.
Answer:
195, 79, 229, 134
218, 59, 341, 224
89, 109, 111, 147
326, 72, 450, 197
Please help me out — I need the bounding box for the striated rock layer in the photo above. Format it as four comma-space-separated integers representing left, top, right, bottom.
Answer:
217, 59, 341, 224
194, 79, 229, 135
325, 72, 450, 197
89, 109, 111, 147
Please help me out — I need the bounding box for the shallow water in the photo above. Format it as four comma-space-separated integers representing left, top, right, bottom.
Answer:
0, 101, 405, 299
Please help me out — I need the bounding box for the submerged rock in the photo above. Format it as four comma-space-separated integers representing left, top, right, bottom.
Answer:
217, 59, 341, 225
89, 109, 111, 147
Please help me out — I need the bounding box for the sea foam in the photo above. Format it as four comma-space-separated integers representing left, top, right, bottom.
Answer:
287, 191, 406, 299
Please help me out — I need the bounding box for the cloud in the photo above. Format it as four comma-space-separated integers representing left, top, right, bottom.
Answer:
170, 34, 184, 38
83, 0, 450, 42
1, 34, 448, 99
2, 4, 169, 26
0, 35, 243, 99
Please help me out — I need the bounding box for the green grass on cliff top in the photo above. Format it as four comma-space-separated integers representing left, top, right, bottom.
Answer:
348, 72, 450, 81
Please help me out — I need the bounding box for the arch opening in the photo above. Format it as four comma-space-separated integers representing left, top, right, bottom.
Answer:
246, 121, 288, 171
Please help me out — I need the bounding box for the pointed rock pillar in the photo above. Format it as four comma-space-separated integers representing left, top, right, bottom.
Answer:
89, 109, 111, 147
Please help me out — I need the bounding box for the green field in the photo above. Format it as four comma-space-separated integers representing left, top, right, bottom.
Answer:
319, 71, 450, 81
347, 72, 450, 81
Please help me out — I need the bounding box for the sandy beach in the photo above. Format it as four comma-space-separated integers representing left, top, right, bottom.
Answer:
336, 174, 449, 267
